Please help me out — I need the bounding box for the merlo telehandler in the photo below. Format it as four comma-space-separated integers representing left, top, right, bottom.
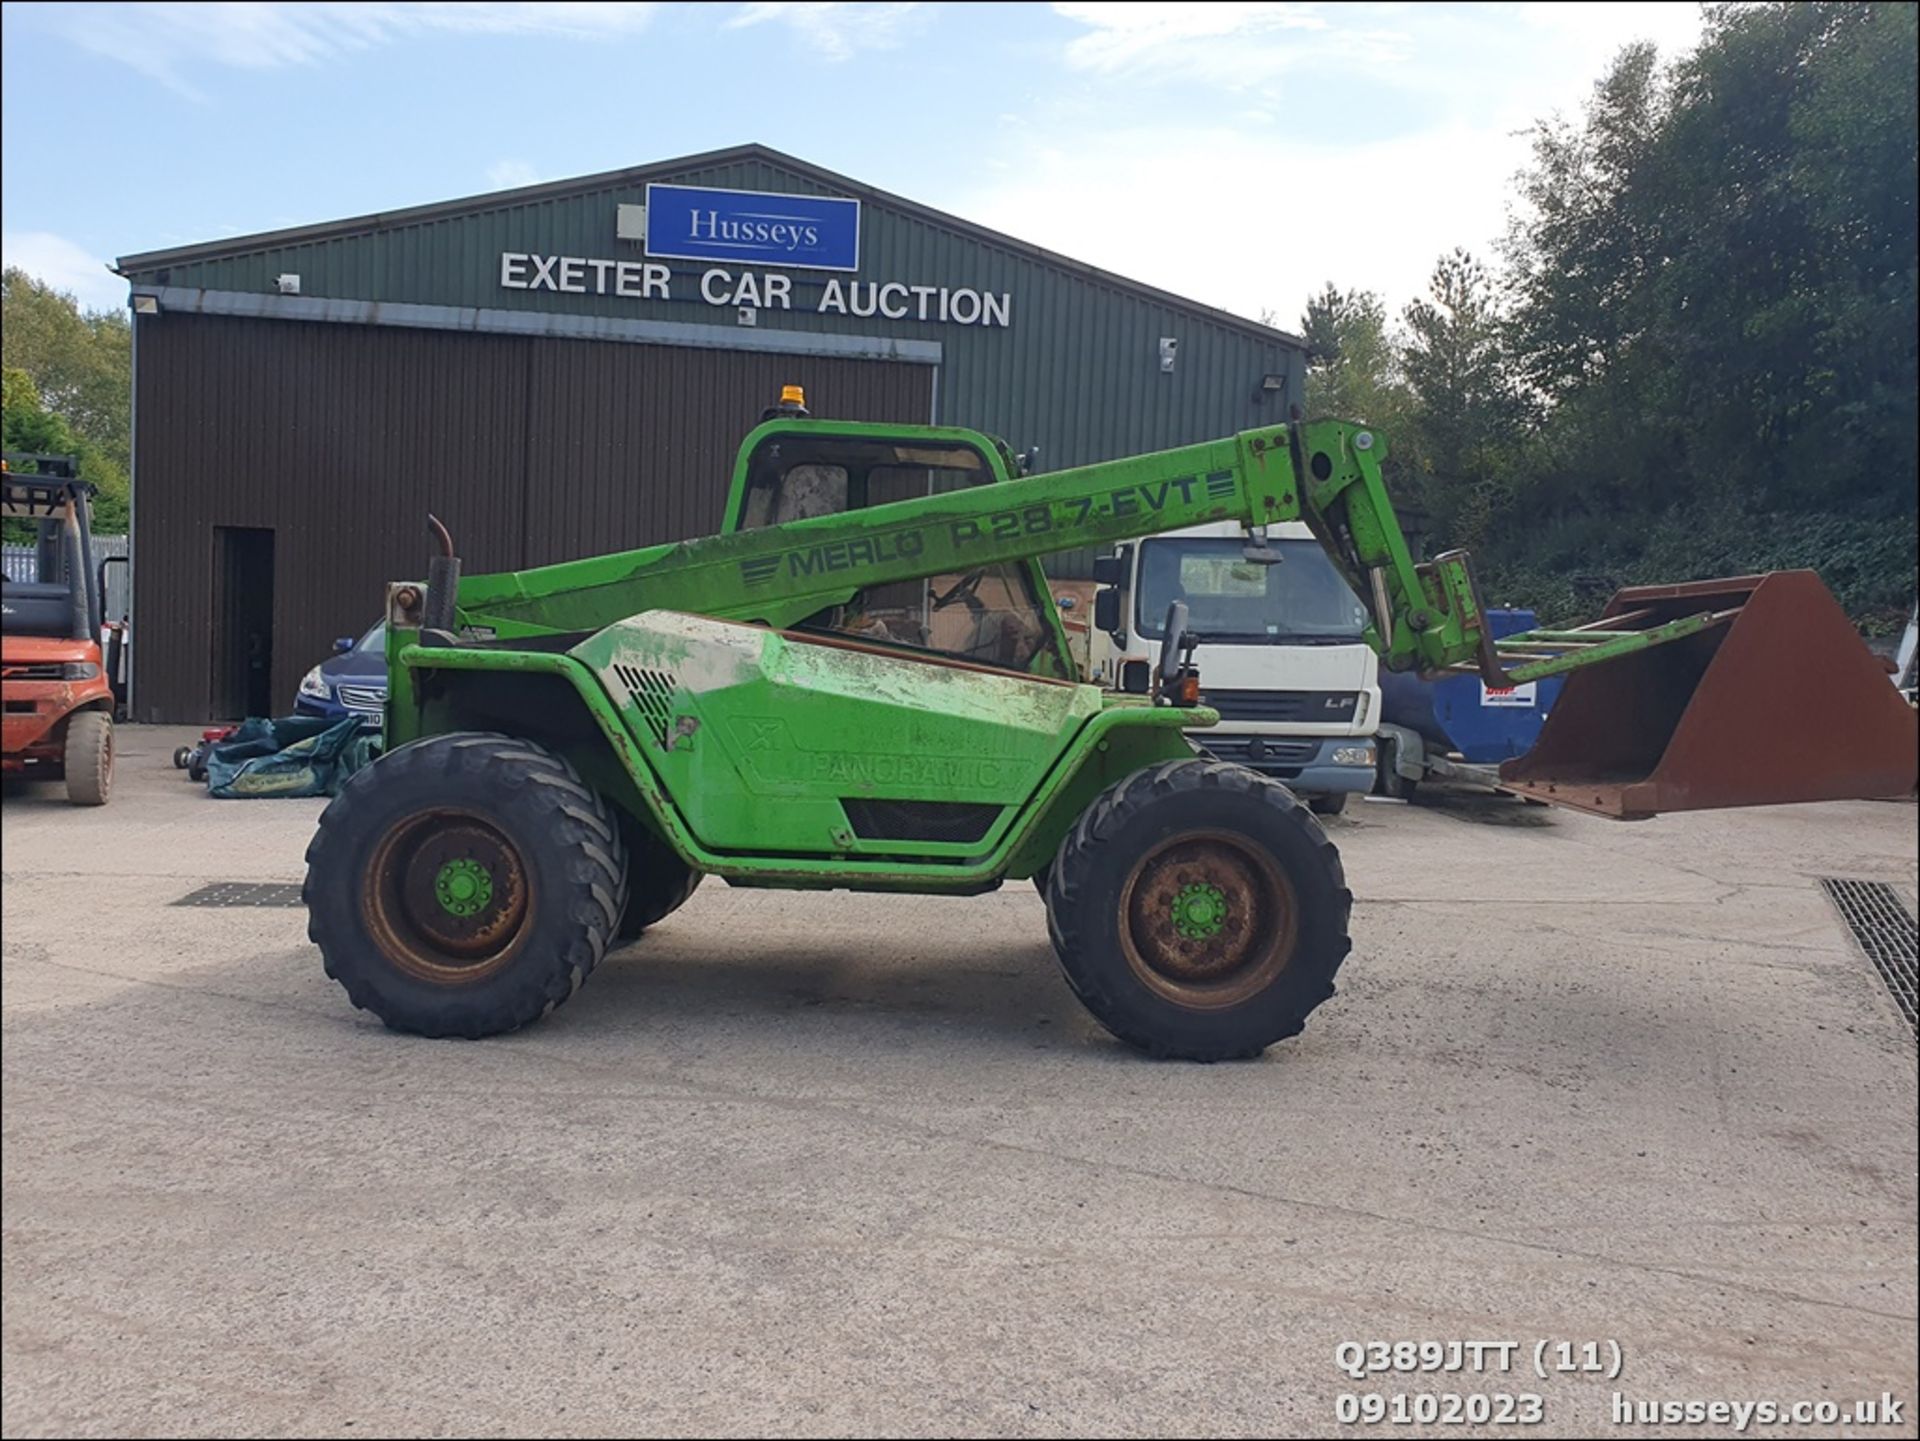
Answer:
303, 393, 1917, 1059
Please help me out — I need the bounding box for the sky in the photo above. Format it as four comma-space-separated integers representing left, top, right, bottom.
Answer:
0, 1, 1707, 326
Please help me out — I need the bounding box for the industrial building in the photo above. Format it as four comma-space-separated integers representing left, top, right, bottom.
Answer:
114, 144, 1308, 723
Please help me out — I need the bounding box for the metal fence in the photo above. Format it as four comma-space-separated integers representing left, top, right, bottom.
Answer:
2, 534, 130, 618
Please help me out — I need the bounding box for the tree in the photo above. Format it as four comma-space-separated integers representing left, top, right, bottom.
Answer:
1, 267, 132, 473
2, 365, 129, 535
1400, 250, 1525, 549
1300, 283, 1402, 423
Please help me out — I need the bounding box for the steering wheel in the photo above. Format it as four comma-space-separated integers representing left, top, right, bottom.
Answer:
932, 569, 988, 612
1159, 600, 1191, 685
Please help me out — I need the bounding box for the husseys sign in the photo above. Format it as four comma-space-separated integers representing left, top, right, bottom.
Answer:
495, 183, 1014, 328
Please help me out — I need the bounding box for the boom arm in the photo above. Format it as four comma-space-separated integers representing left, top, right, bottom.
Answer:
441, 418, 1715, 686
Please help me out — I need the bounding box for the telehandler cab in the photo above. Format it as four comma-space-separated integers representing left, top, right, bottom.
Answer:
304, 394, 1917, 1059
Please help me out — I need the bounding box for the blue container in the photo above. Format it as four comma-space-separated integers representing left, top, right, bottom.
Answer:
1378, 609, 1565, 763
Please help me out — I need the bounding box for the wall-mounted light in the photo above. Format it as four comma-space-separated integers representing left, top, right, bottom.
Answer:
132, 294, 160, 315
1252, 371, 1285, 404
276, 273, 301, 295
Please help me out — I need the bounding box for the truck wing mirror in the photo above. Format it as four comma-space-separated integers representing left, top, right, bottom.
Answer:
1159, 600, 1191, 684
1093, 588, 1120, 635
1091, 553, 1128, 587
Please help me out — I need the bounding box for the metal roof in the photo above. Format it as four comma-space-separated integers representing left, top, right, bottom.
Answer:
114, 143, 1305, 349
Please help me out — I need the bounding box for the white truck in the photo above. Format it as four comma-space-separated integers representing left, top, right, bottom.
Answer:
1086, 519, 1381, 814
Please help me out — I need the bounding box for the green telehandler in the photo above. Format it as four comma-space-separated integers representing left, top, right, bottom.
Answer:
303, 392, 1917, 1059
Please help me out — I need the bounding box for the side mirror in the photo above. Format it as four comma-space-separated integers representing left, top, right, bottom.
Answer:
334, 636, 356, 653
1159, 600, 1190, 684
1091, 553, 1128, 587
1120, 659, 1151, 694
1093, 588, 1121, 634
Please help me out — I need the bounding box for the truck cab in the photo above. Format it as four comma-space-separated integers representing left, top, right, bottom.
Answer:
1088, 520, 1380, 812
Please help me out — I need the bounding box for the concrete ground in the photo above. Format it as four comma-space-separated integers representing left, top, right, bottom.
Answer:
3, 724, 1915, 1439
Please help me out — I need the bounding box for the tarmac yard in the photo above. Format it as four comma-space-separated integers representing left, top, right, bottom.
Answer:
3, 725, 1915, 1438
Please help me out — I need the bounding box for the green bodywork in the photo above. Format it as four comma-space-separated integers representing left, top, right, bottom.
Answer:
379, 416, 1704, 891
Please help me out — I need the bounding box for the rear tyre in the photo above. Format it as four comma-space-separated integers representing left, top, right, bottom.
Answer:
614, 814, 702, 941
305, 731, 628, 1038
1045, 759, 1351, 1061
1308, 792, 1349, 817
64, 711, 112, 806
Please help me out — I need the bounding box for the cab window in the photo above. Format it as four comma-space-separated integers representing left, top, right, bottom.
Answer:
733, 434, 1069, 676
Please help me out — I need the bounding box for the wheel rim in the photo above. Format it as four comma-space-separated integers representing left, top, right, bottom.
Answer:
363, 808, 532, 985
1117, 830, 1297, 1010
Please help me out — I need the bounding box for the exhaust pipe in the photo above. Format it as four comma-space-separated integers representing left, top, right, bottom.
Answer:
421, 513, 461, 638
61, 500, 89, 642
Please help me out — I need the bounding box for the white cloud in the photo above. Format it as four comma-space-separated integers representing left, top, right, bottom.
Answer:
1054, 2, 1383, 82
0, 231, 126, 313
726, 2, 925, 60
1052, 1, 1699, 96
960, 122, 1520, 331
485, 159, 547, 191
36, 2, 660, 98
952, 2, 1711, 327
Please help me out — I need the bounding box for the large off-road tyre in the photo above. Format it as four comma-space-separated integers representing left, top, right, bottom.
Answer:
1044, 759, 1351, 1061
63, 710, 113, 806
305, 732, 628, 1038
614, 814, 702, 941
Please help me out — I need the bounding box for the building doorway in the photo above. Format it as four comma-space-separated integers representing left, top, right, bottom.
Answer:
211, 526, 274, 719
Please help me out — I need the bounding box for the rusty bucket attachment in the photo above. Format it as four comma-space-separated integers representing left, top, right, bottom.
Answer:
1498, 572, 1919, 819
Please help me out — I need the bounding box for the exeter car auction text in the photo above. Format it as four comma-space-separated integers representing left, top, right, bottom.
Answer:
498, 252, 1013, 327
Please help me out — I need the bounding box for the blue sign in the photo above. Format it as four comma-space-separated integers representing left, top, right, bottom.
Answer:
644, 184, 861, 273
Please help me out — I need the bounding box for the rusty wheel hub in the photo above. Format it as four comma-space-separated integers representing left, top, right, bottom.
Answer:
364, 810, 531, 984
1119, 831, 1296, 1009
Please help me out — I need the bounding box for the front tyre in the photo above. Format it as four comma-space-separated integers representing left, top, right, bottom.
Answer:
1045, 760, 1351, 1061
64, 711, 112, 806
305, 732, 628, 1038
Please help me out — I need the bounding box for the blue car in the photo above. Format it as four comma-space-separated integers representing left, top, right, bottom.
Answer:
295, 622, 387, 721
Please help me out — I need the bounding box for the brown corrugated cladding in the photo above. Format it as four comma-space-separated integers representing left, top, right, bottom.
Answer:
520, 340, 926, 564
132, 312, 924, 722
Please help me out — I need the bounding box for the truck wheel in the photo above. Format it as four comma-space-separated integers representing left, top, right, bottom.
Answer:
64, 711, 113, 806
1308, 792, 1349, 817
1045, 759, 1351, 1061
305, 732, 628, 1038
1377, 741, 1418, 801
615, 815, 702, 941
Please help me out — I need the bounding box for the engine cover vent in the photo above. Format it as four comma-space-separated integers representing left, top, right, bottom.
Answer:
610, 664, 676, 746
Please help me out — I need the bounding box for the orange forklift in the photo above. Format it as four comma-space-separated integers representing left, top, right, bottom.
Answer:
1, 454, 116, 804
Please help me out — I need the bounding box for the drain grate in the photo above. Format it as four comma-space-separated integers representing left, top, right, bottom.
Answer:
1821, 878, 1918, 1036
171, 882, 306, 909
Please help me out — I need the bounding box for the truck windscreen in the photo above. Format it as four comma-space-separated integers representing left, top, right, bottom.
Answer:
1135, 537, 1369, 644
